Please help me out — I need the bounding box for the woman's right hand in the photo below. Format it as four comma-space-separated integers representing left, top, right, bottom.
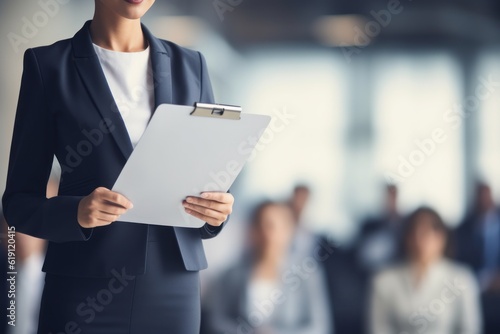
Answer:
78, 187, 133, 228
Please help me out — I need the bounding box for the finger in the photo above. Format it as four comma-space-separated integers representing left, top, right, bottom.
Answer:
183, 203, 227, 222
184, 208, 224, 226
184, 197, 229, 213
98, 189, 133, 209
93, 218, 114, 227
93, 211, 121, 223
98, 206, 128, 216
97, 203, 130, 216
86, 216, 113, 227
199, 192, 234, 204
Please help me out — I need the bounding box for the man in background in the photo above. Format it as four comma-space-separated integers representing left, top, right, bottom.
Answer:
455, 182, 500, 334
354, 184, 403, 273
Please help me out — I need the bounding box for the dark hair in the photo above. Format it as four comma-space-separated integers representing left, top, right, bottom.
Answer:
401, 206, 452, 258
250, 200, 294, 228
293, 184, 310, 194
385, 184, 397, 195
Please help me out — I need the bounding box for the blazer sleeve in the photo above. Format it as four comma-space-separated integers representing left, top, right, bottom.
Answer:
197, 51, 230, 239
2, 49, 90, 243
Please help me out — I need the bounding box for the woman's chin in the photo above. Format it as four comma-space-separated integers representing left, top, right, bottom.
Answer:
97, 0, 155, 20
119, 12, 147, 20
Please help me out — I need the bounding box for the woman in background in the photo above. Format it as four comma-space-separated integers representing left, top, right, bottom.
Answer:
204, 201, 332, 334
369, 207, 482, 334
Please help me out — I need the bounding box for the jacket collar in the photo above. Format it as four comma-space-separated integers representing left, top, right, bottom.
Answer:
72, 20, 173, 160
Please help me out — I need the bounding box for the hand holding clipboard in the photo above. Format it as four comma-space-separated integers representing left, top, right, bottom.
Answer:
112, 103, 271, 228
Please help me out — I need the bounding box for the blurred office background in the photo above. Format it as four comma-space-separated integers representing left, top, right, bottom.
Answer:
1, 0, 500, 333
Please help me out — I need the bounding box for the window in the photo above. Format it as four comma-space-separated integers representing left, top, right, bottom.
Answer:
372, 52, 465, 224
238, 48, 348, 234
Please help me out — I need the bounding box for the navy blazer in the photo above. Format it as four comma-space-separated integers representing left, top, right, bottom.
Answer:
2, 21, 224, 277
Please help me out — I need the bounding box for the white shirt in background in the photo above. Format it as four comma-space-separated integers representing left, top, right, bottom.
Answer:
370, 259, 482, 334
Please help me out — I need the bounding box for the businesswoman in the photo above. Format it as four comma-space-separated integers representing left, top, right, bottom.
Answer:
2, 0, 234, 333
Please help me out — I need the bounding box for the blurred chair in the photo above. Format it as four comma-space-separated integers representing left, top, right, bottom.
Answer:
202, 201, 332, 334
454, 182, 500, 334
369, 207, 482, 334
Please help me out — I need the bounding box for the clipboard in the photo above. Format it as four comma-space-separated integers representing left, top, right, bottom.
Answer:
112, 103, 271, 228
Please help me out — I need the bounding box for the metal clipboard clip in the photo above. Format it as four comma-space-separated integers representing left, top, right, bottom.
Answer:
190, 102, 242, 120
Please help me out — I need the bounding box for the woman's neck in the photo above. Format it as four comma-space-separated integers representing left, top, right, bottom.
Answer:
252, 249, 286, 281
411, 257, 440, 286
90, 8, 146, 52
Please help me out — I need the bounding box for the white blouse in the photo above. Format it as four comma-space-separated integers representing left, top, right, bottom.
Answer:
370, 259, 482, 334
93, 43, 154, 147
246, 279, 279, 325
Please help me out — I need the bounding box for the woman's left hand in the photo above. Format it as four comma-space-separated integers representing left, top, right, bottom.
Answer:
182, 192, 234, 227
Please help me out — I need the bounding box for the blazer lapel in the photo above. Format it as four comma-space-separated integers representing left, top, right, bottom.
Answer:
72, 21, 134, 160
71, 21, 174, 160
142, 24, 173, 108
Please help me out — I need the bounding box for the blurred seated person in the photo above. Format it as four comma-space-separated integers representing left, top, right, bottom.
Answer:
290, 185, 310, 224
6, 176, 55, 334
320, 241, 367, 334
355, 184, 402, 273
0, 212, 8, 334
203, 201, 332, 334
370, 207, 481, 334
288, 184, 319, 258
9, 234, 45, 334
455, 182, 500, 334
455, 182, 500, 291
1, 213, 46, 334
